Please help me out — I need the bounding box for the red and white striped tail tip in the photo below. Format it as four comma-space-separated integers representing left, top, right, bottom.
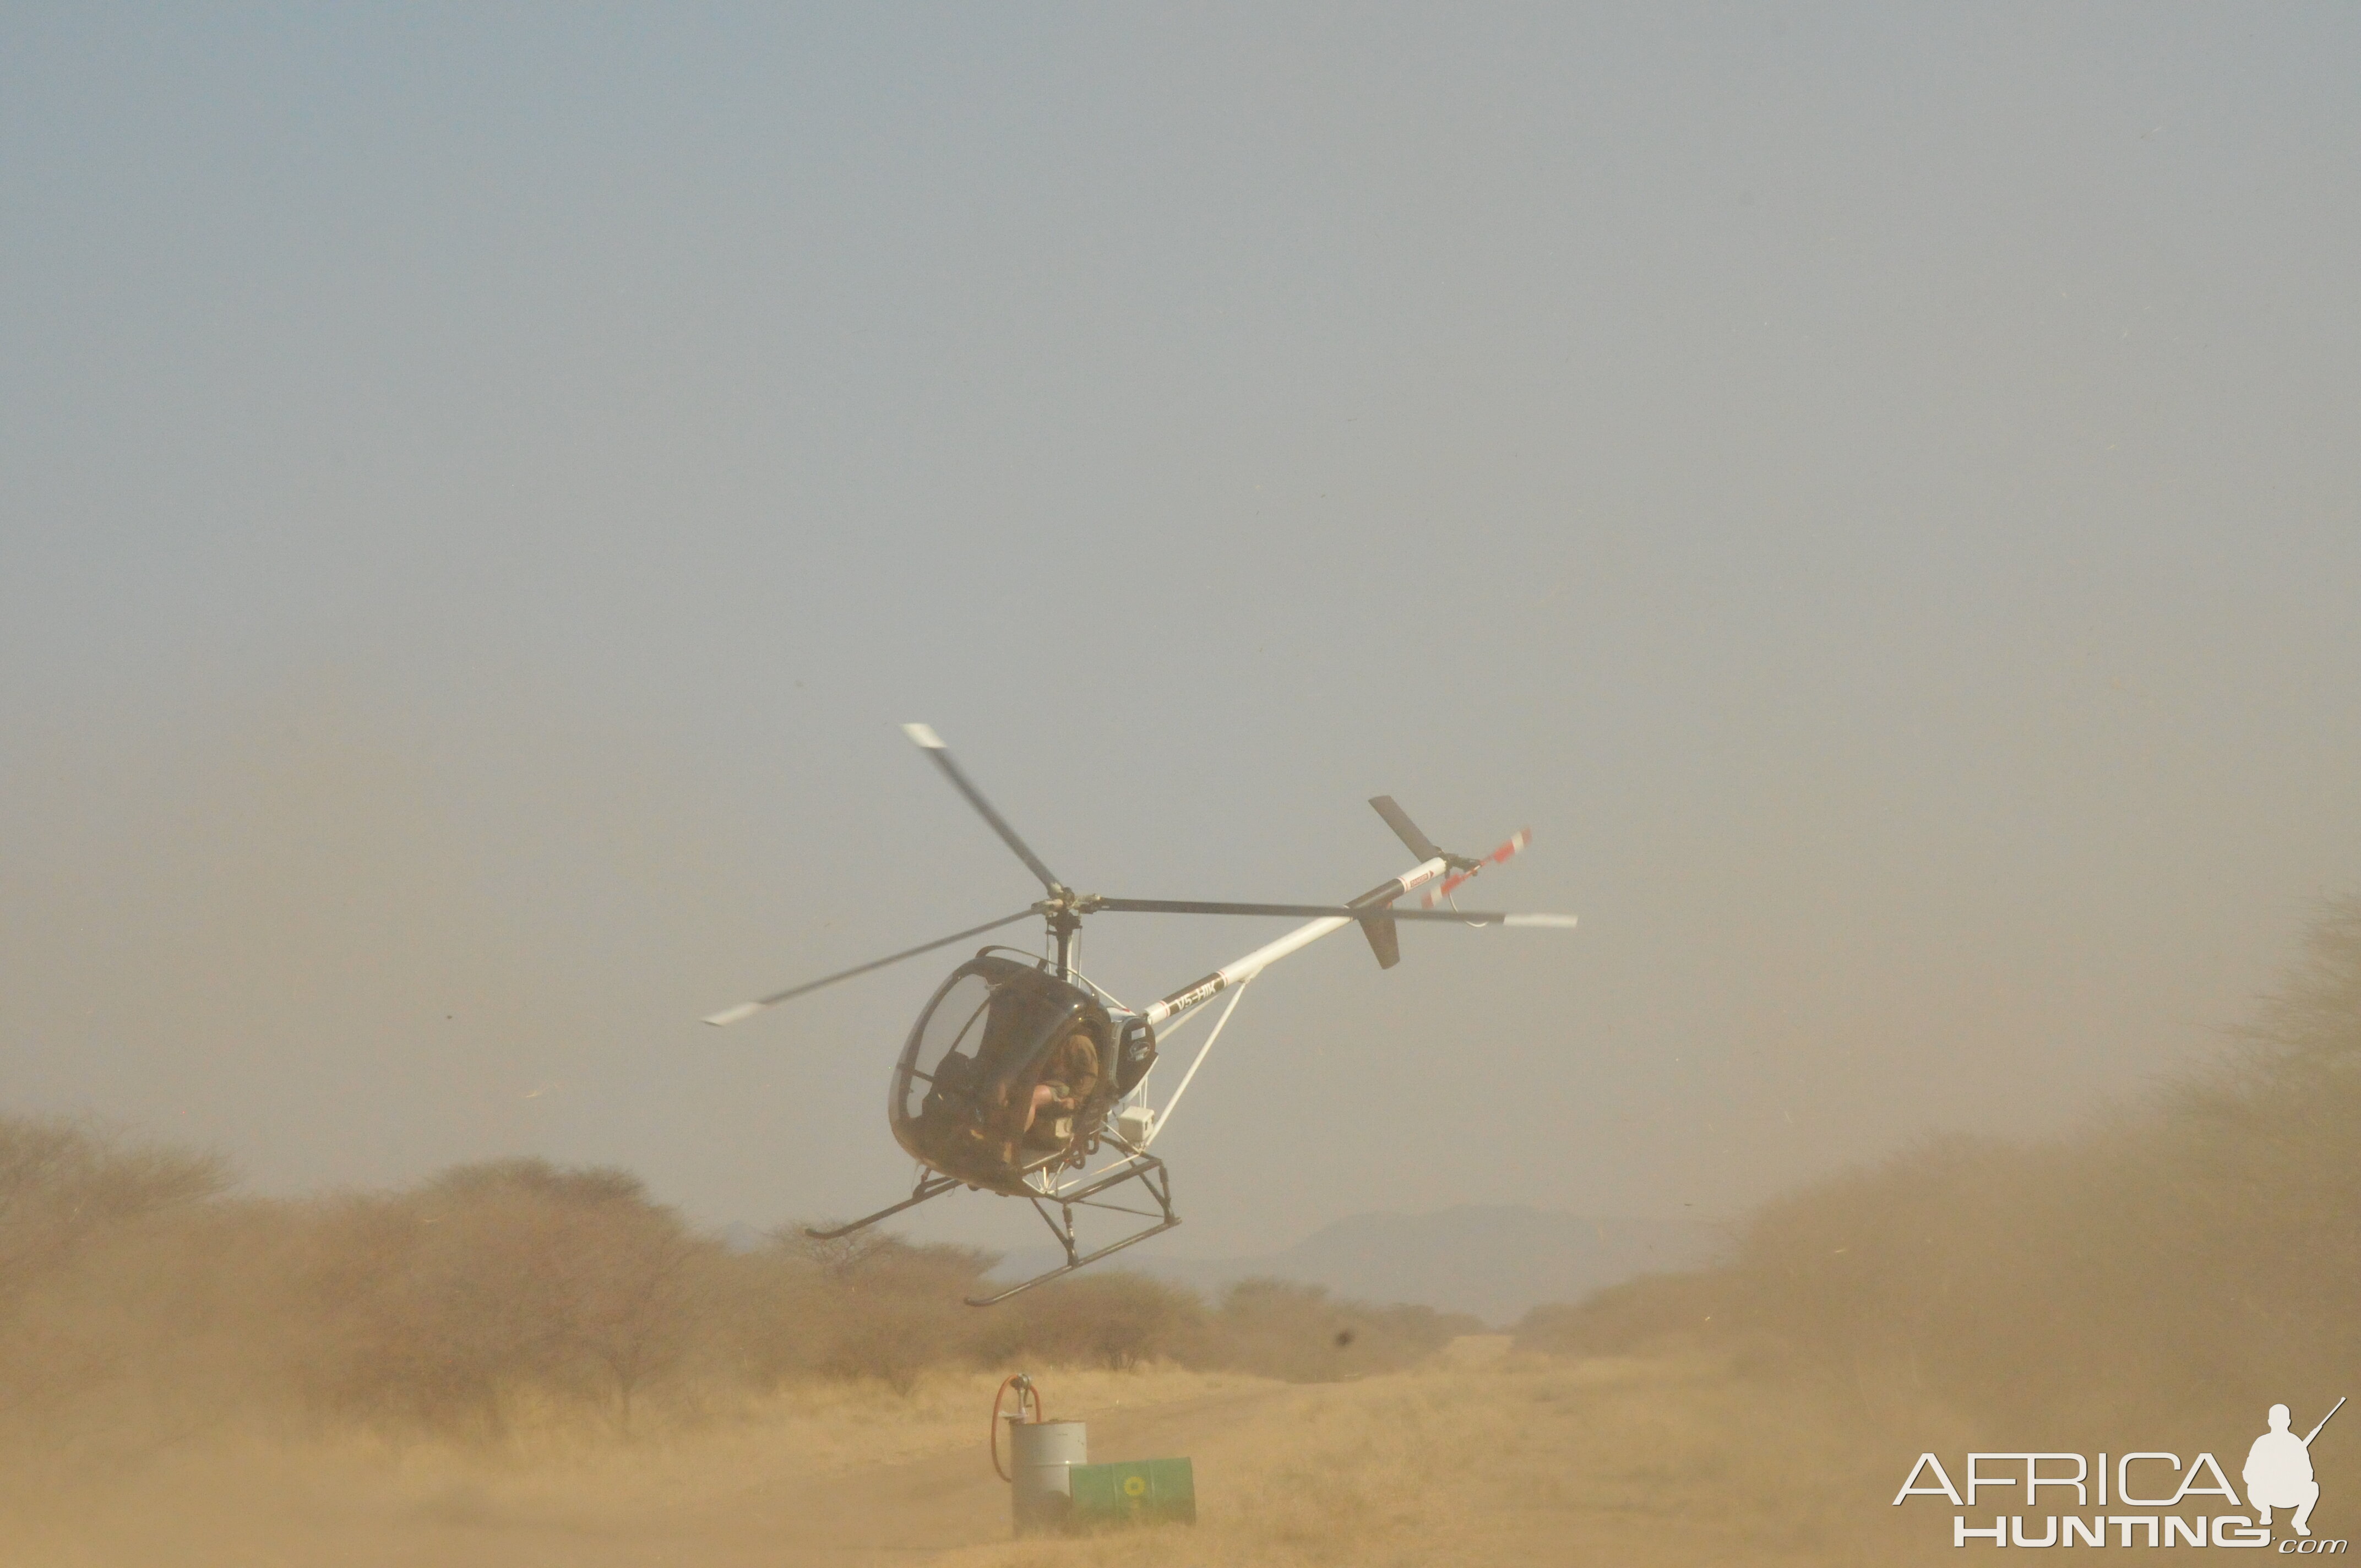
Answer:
1422, 829, 1531, 908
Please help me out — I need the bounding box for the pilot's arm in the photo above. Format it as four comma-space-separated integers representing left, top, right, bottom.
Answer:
1063, 1036, 1101, 1104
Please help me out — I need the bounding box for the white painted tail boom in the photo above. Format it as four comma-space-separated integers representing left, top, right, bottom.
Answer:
1141, 856, 1450, 1025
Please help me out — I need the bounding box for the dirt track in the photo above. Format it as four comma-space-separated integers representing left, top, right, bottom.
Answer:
19, 1380, 1287, 1568
20, 1346, 1935, 1568
600, 1383, 1280, 1568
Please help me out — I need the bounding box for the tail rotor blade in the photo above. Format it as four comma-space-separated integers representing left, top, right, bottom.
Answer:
905, 724, 1066, 893
1422, 829, 1532, 908
703, 906, 1041, 1026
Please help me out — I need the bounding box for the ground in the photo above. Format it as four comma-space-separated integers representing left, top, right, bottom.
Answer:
8, 1342, 1970, 1567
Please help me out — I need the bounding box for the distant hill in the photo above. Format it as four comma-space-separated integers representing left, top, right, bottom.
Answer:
989, 1205, 1722, 1327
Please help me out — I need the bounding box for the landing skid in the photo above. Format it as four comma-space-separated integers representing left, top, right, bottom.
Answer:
964, 1156, 1180, 1306
803, 1172, 963, 1241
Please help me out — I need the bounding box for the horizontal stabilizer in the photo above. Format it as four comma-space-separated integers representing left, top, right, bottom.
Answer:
1359, 912, 1401, 969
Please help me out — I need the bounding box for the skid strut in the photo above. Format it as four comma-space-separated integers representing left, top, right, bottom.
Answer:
965, 1157, 1180, 1306
803, 1172, 964, 1242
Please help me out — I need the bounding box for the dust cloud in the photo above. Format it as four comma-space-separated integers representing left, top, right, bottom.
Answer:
5, 688, 604, 1187
4, 902, 2354, 1565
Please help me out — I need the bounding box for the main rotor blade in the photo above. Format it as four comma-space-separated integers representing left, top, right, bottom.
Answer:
1368, 796, 1444, 862
904, 723, 1065, 893
702, 907, 1041, 1026
1092, 897, 1575, 926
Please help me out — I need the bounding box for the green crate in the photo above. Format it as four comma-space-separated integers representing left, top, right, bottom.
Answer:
1067, 1457, 1196, 1528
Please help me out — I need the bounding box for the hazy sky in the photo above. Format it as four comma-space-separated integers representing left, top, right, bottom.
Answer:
4, 4, 2357, 1256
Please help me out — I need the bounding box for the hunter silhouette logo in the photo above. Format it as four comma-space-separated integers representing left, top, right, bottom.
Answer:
1893, 1397, 2346, 1549
2249, 1398, 2342, 1539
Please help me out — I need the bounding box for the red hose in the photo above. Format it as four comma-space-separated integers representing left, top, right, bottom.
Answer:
989, 1374, 1042, 1482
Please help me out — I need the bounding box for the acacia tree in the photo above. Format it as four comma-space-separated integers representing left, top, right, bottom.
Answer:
563, 1197, 707, 1435
303, 1159, 711, 1435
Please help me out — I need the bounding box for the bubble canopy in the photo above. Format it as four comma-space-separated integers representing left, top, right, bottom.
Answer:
891, 952, 1114, 1193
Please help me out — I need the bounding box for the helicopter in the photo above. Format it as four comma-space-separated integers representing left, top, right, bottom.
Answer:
703, 725, 1577, 1304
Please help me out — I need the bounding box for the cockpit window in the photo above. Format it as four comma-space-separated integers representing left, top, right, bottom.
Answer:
970, 982, 1078, 1099
901, 973, 993, 1124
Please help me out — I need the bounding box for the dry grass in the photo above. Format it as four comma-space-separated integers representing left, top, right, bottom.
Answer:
355, 1361, 1256, 1507
953, 1346, 1946, 1568
2, 1361, 1260, 1565
7, 1342, 1966, 1568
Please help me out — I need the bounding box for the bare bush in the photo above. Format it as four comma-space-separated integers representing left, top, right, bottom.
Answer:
992, 1270, 1208, 1371
788, 1232, 995, 1392
0, 1116, 234, 1440
1516, 896, 2361, 1470
0, 1116, 227, 1302
296, 1158, 711, 1435
0, 1125, 1479, 1461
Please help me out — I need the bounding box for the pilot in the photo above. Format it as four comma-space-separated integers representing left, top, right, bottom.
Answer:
1001, 1025, 1101, 1162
